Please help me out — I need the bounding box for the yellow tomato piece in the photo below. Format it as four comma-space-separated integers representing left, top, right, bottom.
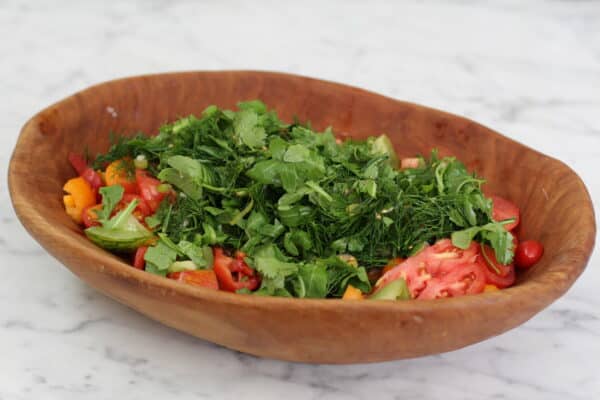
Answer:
342, 285, 364, 300
484, 284, 499, 292
63, 177, 95, 223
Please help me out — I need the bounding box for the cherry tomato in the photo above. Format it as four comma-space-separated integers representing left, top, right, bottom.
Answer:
213, 248, 260, 292
105, 159, 137, 194
81, 204, 102, 228
377, 239, 485, 299
491, 195, 520, 231
515, 240, 544, 269
133, 246, 148, 270
136, 170, 168, 212
479, 245, 516, 288
167, 270, 219, 290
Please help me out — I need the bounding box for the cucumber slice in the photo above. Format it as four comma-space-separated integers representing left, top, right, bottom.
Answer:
85, 221, 153, 252
369, 279, 411, 301
371, 134, 399, 168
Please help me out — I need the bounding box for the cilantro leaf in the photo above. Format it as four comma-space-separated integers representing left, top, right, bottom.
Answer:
235, 110, 266, 149
451, 222, 515, 264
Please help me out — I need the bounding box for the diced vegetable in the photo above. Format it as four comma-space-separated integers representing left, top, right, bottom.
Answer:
167, 270, 219, 290
484, 284, 499, 292
85, 199, 154, 251
491, 195, 520, 231
342, 285, 364, 300
369, 279, 411, 300
63, 177, 96, 223
213, 248, 260, 292
105, 159, 137, 194
133, 246, 148, 270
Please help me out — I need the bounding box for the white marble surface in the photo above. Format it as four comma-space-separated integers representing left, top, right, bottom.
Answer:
1, 0, 599, 399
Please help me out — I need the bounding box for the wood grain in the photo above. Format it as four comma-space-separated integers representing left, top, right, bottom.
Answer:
8, 71, 596, 363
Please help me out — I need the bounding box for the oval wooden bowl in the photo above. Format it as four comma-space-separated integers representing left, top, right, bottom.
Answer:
9, 71, 595, 364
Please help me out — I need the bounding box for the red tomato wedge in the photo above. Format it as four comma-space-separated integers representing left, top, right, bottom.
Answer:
133, 246, 148, 270
167, 270, 219, 290
479, 245, 516, 288
491, 195, 520, 231
213, 248, 260, 292
81, 204, 102, 228
68, 152, 103, 198
377, 239, 486, 299
135, 170, 167, 212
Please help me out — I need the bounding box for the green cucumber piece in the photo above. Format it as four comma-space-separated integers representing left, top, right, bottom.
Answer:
369, 279, 411, 301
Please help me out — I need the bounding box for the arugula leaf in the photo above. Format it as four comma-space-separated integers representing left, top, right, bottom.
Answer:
96, 185, 124, 223
144, 240, 178, 271
177, 240, 213, 268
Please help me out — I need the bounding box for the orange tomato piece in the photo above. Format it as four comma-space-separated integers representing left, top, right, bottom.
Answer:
342, 285, 364, 300
63, 177, 96, 223
167, 270, 219, 290
105, 158, 137, 193
484, 284, 499, 292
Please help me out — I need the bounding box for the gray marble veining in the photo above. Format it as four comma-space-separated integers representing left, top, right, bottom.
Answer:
1, 0, 599, 399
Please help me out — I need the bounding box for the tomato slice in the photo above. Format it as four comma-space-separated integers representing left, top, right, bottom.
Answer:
416, 262, 486, 299
491, 195, 520, 231
167, 270, 219, 290
377, 239, 485, 299
479, 245, 516, 288
213, 248, 260, 292
133, 246, 148, 270
136, 170, 167, 212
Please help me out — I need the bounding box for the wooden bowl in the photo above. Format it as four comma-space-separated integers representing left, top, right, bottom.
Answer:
8, 71, 595, 364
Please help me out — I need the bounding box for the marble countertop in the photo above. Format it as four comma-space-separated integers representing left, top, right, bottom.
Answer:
1, 0, 599, 399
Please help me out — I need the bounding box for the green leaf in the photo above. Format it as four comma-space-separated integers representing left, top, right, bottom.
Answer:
297, 263, 328, 298
167, 155, 215, 185
144, 240, 178, 271
246, 160, 282, 184
145, 262, 168, 277
451, 222, 515, 264
237, 100, 267, 114
234, 109, 266, 148
97, 185, 124, 223
178, 240, 213, 268
283, 144, 310, 163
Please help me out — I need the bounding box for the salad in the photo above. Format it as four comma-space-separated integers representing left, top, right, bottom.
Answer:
62, 101, 544, 300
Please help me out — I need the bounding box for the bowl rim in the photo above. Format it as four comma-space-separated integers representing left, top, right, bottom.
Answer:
8, 69, 597, 315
